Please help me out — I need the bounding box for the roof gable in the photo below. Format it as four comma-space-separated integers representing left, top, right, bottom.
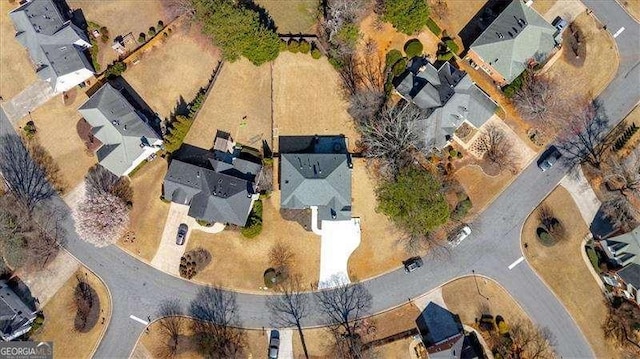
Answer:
416, 302, 463, 346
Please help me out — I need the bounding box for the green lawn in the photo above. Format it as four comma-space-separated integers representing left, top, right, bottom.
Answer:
256, 0, 318, 33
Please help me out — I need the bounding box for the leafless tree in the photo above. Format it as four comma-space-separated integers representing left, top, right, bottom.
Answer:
156, 299, 184, 358
602, 196, 640, 232
603, 155, 640, 198
75, 192, 130, 248
358, 103, 425, 178
315, 275, 372, 358
475, 124, 519, 174
512, 69, 559, 124
162, 0, 196, 20
24, 136, 67, 194
267, 275, 310, 359
189, 286, 245, 358
269, 241, 295, 269
0, 134, 54, 212
28, 206, 66, 270
557, 99, 611, 169
492, 320, 556, 359
85, 165, 133, 206
322, 0, 370, 43
537, 205, 566, 241
603, 300, 640, 350
429, 0, 449, 20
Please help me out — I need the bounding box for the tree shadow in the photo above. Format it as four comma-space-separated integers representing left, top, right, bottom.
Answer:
457, 0, 511, 53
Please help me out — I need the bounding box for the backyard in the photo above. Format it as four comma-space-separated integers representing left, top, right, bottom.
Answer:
521, 186, 622, 358
359, 13, 440, 59
32, 267, 111, 359
255, 0, 318, 34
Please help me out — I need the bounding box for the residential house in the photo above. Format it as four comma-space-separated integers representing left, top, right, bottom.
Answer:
394, 59, 497, 150
279, 136, 352, 224
9, 0, 94, 93
0, 280, 38, 341
415, 302, 483, 359
163, 131, 262, 227
78, 83, 162, 176
467, 0, 557, 85
600, 226, 640, 304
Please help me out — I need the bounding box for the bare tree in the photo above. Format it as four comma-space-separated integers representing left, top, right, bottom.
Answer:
269, 241, 295, 269
162, 0, 196, 20
537, 205, 566, 241
492, 320, 556, 359
24, 137, 67, 194
189, 287, 245, 358
603, 301, 640, 350
0, 134, 54, 212
512, 69, 558, 124
85, 165, 133, 206
267, 275, 310, 359
603, 155, 640, 198
475, 124, 519, 174
602, 196, 640, 232
557, 99, 611, 169
156, 299, 184, 358
322, 0, 370, 43
75, 192, 130, 247
315, 275, 372, 358
28, 206, 66, 269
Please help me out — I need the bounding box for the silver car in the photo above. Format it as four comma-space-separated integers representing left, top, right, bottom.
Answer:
449, 226, 471, 248
176, 223, 188, 245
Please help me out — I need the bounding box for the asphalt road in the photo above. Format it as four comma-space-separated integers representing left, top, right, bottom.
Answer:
0, 2, 637, 358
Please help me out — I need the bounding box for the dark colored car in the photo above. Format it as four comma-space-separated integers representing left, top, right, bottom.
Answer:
403, 257, 424, 273
176, 223, 188, 245
537, 146, 562, 172
552, 16, 568, 32
268, 330, 280, 359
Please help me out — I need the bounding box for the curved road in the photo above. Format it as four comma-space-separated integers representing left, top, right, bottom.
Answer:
0, 2, 637, 358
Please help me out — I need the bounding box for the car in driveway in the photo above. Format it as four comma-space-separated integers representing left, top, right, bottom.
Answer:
268, 330, 280, 359
537, 146, 562, 172
403, 257, 423, 273
449, 226, 471, 248
176, 223, 188, 245
552, 16, 568, 33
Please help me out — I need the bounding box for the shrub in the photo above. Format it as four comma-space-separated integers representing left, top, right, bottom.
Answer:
89, 38, 101, 72
502, 72, 525, 98
167, 27, 173, 34
241, 200, 263, 239
23, 121, 37, 138
586, 246, 600, 273
437, 52, 454, 61
385, 49, 403, 67
148, 26, 156, 37
449, 149, 458, 157
288, 39, 300, 53
196, 219, 213, 227
104, 61, 126, 78
536, 227, 556, 246
404, 39, 423, 58
99, 26, 109, 37
279, 39, 288, 51
336, 23, 360, 47
382, 0, 430, 35
445, 39, 459, 54
391, 57, 407, 76
425, 18, 441, 36
299, 39, 311, 54
157, 20, 164, 29
138, 33, 146, 43
311, 47, 322, 59
179, 248, 212, 279
452, 198, 472, 220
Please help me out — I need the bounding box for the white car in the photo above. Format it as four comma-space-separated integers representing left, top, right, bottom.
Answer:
449, 226, 471, 248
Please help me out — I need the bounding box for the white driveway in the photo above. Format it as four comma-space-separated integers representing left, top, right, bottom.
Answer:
266, 329, 293, 359
317, 217, 361, 289
560, 166, 601, 225
0, 80, 56, 124
150, 203, 225, 275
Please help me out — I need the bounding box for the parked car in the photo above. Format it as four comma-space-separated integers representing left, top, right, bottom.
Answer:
537, 146, 562, 172
268, 330, 280, 359
403, 257, 424, 273
176, 223, 188, 245
552, 16, 568, 33
449, 226, 471, 248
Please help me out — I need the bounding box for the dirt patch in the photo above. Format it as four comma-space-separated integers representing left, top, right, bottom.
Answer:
76, 118, 103, 152
272, 52, 361, 152
118, 159, 171, 261
185, 192, 321, 291
280, 208, 312, 231
359, 13, 441, 59
32, 267, 110, 359
255, 0, 318, 33
522, 186, 623, 359
123, 27, 221, 121
16, 94, 96, 189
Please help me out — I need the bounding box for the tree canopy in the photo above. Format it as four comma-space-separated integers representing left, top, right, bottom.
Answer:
191, 0, 280, 65
377, 167, 449, 235
382, 0, 430, 35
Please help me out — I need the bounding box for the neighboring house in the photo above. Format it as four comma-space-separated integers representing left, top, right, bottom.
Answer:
0, 280, 38, 341
415, 302, 483, 359
9, 0, 94, 93
78, 83, 162, 176
163, 131, 262, 227
279, 136, 352, 224
467, 0, 557, 85
394, 58, 498, 150
600, 226, 640, 304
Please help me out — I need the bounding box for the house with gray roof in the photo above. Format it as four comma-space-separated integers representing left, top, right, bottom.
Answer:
601, 226, 640, 305
467, 0, 557, 85
78, 83, 162, 176
279, 136, 352, 223
394, 59, 497, 150
163, 131, 262, 226
0, 280, 38, 341
9, 0, 94, 93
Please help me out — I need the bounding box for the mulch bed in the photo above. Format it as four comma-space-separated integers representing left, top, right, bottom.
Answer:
280, 208, 312, 231
76, 118, 102, 152
73, 282, 100, 333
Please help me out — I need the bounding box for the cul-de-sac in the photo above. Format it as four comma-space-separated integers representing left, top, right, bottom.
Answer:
0, 0, 638, 358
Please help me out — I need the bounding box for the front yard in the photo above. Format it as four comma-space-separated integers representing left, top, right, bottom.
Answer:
521, 186, 623, 358
0, 1, 38, 99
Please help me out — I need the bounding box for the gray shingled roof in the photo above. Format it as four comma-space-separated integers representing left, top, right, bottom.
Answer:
78, 83, 161, 176
619, 263, 640, 290
470, 0, 556, 83
9, 0, 93, 86
396, 61, 497, 149
0, 280, 36, 341
416, 302, 463, 347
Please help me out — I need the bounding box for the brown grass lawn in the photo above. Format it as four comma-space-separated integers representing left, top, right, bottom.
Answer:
123, 27, 221, 120
185, 192, 321, 291
256, 0, 318, 34
118, 158, 171, 261
272, 52, 361, 152
455, 165, 514, 216
620, 0, 640, 21
348, 159, 401, 280
522, 186, 622, 359
614, 105, 640, 158
360, 14, 440, 59
32, 267, 111, 359
0, 1, 39, 99
429, 0, 488, 39
531, 0, 557, 16
184, 58, 272, 150
442, 276, 529, 329
17, 93, 96, 190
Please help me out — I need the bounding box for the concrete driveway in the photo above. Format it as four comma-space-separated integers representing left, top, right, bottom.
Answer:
541, 0, 586, 23
1, 80, 56, 124
560, 166, 601, 224
151, 203, 225, 275
317, 218, 361, 289
266, 329, 293, 359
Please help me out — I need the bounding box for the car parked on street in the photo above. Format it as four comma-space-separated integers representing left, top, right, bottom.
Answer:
268, 330, 280, 359
403, 257, 424, 273
537, 146, 562, 172
176, 223, 188, 245
449, 226, 471, 248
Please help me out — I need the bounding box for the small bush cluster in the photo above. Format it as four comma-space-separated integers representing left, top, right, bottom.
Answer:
502, 72, 526, 98
404, 39, 423, 58
148, 26, 156, 37
241, 199, 263, 239
138, 33, 146, 43
263, 267, 287, 288
164, 86, 207, 153
179, 248, 212, 279
285, 38, 322, 59
385, 49, 403, 68
436, 36, 458, 61
613, 123, 639, 151
452, 197, 472, 220
23, 121, 37, 139
104, 61, 126, 78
